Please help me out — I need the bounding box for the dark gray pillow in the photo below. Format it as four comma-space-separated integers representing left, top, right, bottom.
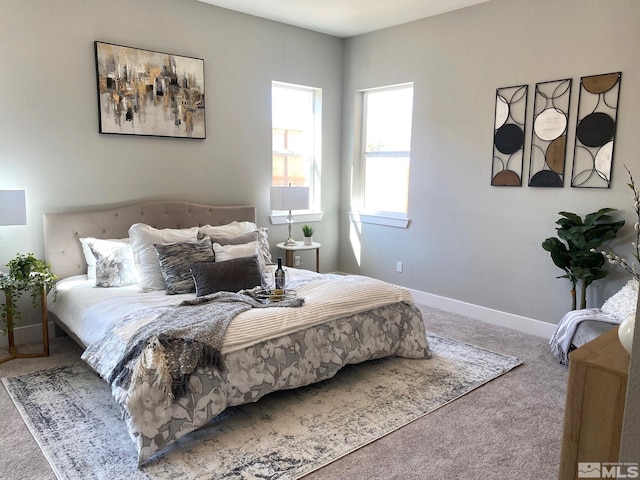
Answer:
190, 254, 262, 297
154, 238, 215, 294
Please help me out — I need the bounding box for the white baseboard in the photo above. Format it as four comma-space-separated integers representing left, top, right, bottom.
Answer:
0, 321, 56, 349
409, 289, 556, 339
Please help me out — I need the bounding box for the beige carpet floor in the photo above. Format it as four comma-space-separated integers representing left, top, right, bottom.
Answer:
0, 305, 568, 479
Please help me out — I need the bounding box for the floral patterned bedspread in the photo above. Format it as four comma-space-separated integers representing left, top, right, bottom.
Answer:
83, 279, 431, 466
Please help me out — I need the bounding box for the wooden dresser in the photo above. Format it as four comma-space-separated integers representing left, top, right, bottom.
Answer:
559, 326, 630, 479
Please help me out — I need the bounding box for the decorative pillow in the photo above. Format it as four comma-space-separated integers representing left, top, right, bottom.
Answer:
154, 238, 215, 294
89, 242, 136, 287
257, 227, 273, 265
191, 254, 262, 297
199, 221, 257, 238
213, 240, 260, 262
208, 231, 258, 246
128, 223, 200, 291
209, 229, 273, 266
79, 237, 130, 279
601, 278, 639, 320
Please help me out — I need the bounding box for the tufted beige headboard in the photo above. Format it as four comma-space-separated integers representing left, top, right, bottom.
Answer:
43, 200, 256, 280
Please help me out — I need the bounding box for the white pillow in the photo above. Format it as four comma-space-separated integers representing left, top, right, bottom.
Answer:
601, 278, 639, 321
213, 241, 260, 262
128, 223, 199, 291
201, 221, 272, 265
206, 228, 273, 266
199, 221, 257, 238
79, 237, 130, 279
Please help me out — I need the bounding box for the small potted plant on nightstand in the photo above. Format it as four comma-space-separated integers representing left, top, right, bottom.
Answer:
302, 225, 314, 245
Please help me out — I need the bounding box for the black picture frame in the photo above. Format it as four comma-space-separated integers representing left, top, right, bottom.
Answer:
528, 78, 572, 187
570, 72, 622, 188
94, 41, 205, 139
491, 84, 528, 186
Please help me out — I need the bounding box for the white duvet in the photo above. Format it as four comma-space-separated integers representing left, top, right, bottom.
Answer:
48, 267, 415, 354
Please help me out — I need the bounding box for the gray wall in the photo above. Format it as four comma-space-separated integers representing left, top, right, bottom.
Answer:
2, 0, 640, 329
339, 0, 640, 325
0, 0, 343, 330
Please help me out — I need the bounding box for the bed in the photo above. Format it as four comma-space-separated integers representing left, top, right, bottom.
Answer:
43, 200, 431, 466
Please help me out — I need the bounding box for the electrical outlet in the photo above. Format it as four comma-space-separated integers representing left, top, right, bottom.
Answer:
295, 256, 301, 266
396, 261, 403, 273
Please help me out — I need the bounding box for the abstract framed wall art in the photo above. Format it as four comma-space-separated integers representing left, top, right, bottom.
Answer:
94, 41, 206, 139
528, 79, 572, 187
491, 84, 528, 186
570, 72, 621, 188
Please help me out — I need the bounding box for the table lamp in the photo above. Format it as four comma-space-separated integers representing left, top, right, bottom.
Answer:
0, 190, 27, 227
270, 185, 309, 245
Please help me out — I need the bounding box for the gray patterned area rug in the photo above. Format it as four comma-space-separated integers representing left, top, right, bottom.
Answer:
2, 334, 520, 480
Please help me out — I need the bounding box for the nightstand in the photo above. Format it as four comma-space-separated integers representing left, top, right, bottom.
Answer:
558, 326, 629, 479
276, 241, 321, 272
0, 286, 49, 364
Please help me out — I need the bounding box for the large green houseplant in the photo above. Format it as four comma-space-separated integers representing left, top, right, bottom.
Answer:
542, 208, 624, 310
0, 253, 57, 334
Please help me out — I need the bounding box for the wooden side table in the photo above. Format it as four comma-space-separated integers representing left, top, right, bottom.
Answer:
276, 241, 321, 273
0, 286, 49, 364
558, 326, 629, 480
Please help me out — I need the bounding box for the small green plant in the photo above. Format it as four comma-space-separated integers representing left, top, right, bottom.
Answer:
542, 208, 624, 310
302, 225, 314, 237
0, 253, 57, 334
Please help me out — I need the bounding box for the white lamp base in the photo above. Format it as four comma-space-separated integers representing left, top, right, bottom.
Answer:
284, 210, 297, 245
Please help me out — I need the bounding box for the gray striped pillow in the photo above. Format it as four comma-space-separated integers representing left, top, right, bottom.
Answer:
155, 238, 215, 294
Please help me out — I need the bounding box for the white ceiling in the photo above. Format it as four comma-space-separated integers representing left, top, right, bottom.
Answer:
196, 0, 491, 38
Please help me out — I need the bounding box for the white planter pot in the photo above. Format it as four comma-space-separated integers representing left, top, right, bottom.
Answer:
303, 236, 312, 246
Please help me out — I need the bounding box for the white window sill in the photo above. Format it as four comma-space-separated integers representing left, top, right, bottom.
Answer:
270, 211, 324, 225
348, 212, 410, 228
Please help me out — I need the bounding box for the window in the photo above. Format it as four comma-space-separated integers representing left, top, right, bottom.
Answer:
355, 84, 413, 224
271, 82, 321, 213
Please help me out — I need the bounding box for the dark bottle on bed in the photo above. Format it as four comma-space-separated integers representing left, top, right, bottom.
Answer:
274, 257, 285, 293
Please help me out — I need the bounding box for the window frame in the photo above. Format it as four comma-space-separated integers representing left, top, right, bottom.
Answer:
270, 81, 323, 225
350, 83, 413, 228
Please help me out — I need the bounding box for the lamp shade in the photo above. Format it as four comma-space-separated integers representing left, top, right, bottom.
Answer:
0, 190, 27, 226
270, 186, 309, 211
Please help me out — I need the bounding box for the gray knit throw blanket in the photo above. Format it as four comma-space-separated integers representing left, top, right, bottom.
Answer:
109, 290, 304, 398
